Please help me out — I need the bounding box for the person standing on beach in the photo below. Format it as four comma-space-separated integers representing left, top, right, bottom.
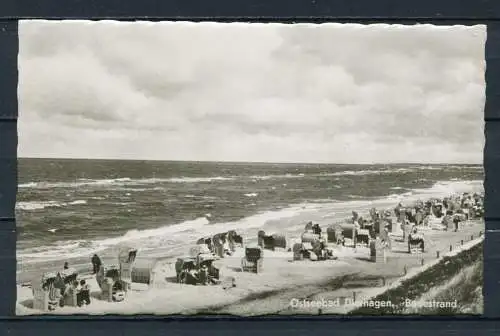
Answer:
91, 254, 102, 274
394, 203, 403, 220
453, 215, 460, 232
77, 279, 91, 306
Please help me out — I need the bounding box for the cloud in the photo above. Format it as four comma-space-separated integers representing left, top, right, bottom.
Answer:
18, 21, 486, 163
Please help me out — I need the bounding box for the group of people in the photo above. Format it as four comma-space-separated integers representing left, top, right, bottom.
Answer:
345, 191, 484, 241
393, 192, 484, 229
43, 265, 92, 310
181, 261, 219, 286
42, 254, 105, 311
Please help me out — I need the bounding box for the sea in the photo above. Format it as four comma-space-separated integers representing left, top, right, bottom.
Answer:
16, 158, 484, 278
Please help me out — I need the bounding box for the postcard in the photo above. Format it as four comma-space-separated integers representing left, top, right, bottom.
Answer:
15, 20, 486, 316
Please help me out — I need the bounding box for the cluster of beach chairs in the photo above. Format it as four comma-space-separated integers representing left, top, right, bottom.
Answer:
30, 191, 484, 312
32, 267, 91, 311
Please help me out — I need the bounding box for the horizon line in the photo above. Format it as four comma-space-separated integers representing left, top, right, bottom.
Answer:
17, 156, 483, 166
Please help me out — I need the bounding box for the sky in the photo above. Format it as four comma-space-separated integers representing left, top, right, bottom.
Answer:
18, 21, 486, 164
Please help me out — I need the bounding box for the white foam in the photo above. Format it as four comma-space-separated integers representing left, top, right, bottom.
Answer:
17, 203, 318, 264
16, 200, 88, 211
248, 168, 413, 180
244, 193, 259, 197
18, 216, 211, 262
166, 176, 233, 183
16, 201, 61, 211
18, 176, 234, 189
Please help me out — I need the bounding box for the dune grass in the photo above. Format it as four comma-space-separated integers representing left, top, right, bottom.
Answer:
349, 241, 483, 315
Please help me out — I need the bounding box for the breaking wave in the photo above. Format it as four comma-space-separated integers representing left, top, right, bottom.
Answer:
18, 165, 482, 190
18, 176, 234, 189
16, 200, 87, 211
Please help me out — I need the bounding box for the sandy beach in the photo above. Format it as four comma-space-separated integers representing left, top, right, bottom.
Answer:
16, 217, 483, 316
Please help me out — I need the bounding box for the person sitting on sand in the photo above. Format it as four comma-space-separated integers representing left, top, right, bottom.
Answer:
77, 279, 91, 307
63, 262, 69, 270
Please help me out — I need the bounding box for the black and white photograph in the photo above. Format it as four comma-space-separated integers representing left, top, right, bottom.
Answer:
15, 20, 486, 316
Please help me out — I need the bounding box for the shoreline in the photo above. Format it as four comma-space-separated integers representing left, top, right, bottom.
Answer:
16, 179, 483, 286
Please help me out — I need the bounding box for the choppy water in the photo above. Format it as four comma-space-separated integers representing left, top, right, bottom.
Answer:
16, 159, 484, 268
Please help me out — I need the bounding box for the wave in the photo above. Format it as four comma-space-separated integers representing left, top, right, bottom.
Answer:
410, 179, 483, 196
18, 178, 133, 189
244, 193, 259, 197
17, 202, 324, 264
17, 178, 483, 265
18, 176, 234, 189
18, 165, 482, 190
249, 168, 417, 180
17, 216, 211, 262
16, 200, 87, 211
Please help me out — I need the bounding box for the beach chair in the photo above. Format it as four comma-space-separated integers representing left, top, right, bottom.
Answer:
301, 232, 321, 244
62, 284, 78, 307
197, 254, 222, 283
60, 268, 78, 283
326, 223, 344, 244
196, 237, 214, 253
100, 278, 126, 302
241, 246, 264, 273
408, 231, 425, 253
189, 245, 212, 258
96, 265, 126, 302
212, 233, 229, 258
356, 228, 371, 246
32, 272, 62, 311
370, 238, 388, 264
227, 230, 244, 251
